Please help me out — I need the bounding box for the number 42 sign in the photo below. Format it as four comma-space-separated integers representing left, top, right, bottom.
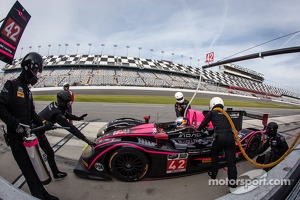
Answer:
205, 52, 214, 63
0, 1, 31, 64
166, 153, 188, 173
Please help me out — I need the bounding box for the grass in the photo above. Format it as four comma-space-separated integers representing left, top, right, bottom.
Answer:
33, 94, 300, 109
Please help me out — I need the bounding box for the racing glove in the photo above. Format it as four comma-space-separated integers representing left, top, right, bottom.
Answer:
84, 138, 96, 147
42, 120, 55, 131
15, 124, 28, 137
77, 114, 88, 121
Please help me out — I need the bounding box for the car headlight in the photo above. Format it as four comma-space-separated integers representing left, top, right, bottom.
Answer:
97, 124, 108, 137
82, 144, 95, 159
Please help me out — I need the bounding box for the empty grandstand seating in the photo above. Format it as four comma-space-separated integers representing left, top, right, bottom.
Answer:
0, 54, 299, 104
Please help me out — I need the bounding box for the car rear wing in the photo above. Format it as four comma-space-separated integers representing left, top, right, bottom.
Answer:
202, 108, 269, 131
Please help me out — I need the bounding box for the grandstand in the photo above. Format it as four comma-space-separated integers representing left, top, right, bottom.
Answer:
1, 54, 300, 104
219, 63, 264, 82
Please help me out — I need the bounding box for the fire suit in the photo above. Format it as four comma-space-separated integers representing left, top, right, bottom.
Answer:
256, 133, 289, 165
37, 101, 93, 175
0, 75, 53, 199
175, 99, 191, 117
197, 108, 237, 188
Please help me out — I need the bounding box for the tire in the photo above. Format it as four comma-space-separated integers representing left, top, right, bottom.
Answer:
245, 134, 262, 159
109, 148, 149, 182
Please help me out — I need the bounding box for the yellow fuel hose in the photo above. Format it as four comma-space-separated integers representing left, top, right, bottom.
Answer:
213, 107, 300, 168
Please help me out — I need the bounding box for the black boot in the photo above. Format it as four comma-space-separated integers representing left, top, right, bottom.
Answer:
53, 171, 67, 179
208, 171, 216, 179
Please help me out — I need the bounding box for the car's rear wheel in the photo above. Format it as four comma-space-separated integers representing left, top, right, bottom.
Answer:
245, 134, 262, 158
109, 148, 149, 182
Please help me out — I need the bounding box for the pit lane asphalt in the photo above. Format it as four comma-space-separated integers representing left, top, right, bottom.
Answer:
1, 93, 300, 199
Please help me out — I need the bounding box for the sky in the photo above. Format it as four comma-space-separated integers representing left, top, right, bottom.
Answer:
1, 0, 300, 94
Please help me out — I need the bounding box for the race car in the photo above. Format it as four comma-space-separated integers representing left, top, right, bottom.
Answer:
74, 109, 268, 182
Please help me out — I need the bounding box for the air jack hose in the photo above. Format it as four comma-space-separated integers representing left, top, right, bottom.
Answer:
184, 70, 203, 117
214, 107, 300, 169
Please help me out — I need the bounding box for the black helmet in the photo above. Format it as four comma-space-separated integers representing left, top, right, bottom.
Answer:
21, 52, 43, 85
63, 82, 70, 89
57, 91, 72, 109
265, 122, 278, 136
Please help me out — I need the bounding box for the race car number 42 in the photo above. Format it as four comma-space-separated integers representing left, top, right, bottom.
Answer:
166, 158, 187, 173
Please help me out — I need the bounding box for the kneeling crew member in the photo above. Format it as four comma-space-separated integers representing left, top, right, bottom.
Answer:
256, 122, 289, 168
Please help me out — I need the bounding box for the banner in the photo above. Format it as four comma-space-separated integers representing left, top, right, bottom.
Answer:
0, 1, 31, 64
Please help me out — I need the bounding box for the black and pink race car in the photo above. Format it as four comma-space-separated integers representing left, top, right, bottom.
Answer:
74, 109, 268, 182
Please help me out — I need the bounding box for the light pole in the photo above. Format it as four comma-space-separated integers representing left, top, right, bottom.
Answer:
113, 44, 117, 56
126, 46, 130, 56
171, 53, 174, 62
65, 43, 68, 55
29, 46, 32, 53
181, 55, 183, 64
190, 57, 192, 66
58, 44, 61, 55
101, 44, 105, 55
138, 47, 142, 58
76, 43, 80, 54
150, 49, 153, 59
88, 43, 92, 54
38, 45, 41, 53
47, 44, 51, 56
161, 50, 164, 60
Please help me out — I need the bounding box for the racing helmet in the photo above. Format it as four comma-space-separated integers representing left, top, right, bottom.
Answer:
174, 117, 188, 128
20, 52, 43, 85
57, 91, 72, 109
265, 122, 278, 137
175, 92, 184, 103
63, 82, 70, 90
209, 97, 224, 110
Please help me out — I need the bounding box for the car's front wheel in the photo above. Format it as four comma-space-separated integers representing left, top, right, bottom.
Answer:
109, 148, 149, 182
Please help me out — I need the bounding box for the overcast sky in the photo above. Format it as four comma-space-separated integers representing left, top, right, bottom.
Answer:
1, 0, 300, 93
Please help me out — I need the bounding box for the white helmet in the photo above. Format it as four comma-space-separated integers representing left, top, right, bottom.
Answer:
175, 92, 184, 103
209, 97, 224, 110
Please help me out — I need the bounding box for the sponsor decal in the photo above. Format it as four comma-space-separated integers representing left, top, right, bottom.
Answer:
202, 158, 212, 163
1, 87, 9, 93
229, 112, 240, 118
17, 89, 24, 98
113, 129, 130, 135
179, 132, 203, 138
109, 152, 118, 169
94, 162, 104, 172
17, 86, 23, 92
82, 159, 88, 168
